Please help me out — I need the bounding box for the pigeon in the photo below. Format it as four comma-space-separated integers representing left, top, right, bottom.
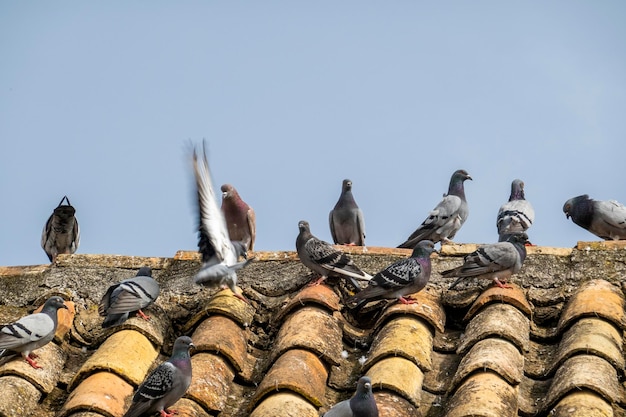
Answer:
99, 267, 160, 328
497, 179, 535, 241
443, 232, 529, 289
0, 296, 68, 369
398, 169, 472, 248
346, 240, 435, 309
41, 195, 80, 262
296, 220, 371, 288
221, 184, 256, 251
563, 195, 626, 240
191, 143, 252, 303
123, 336, 194, 417
329, 179, 366, 246
323, 376, 379, 417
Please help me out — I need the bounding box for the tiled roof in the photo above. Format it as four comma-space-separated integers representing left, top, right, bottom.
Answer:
1, 241, 626, 416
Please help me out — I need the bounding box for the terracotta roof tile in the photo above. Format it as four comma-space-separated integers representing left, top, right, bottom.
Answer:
374, 290, 446, 333
463, 283, 533, 320
186, 352, 236, 413
373, 391, 421, 416
249, 392, 318, 417
368, 356, 424, 407
0, 375, 42, 417
445, 371, 519, 417
549, 391, 614, 417
0, 342, 67, 393
184, 288, 256, 332
59, 371, 134, 417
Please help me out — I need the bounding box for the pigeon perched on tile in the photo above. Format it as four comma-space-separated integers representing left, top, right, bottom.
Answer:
296, 220, 371, 288
41, 195, 80, 262
329, 179, 366, 246
221, 184, 256, 251
123, 336, 194, 417
323, 376, 379, 417
497, 179, 535, 241
563, 195, 626, 240
398, 169, 472, 248
443, 232, 529, 289
346, 240, 435, 309
0, 296, 68, 369
99, 267, 160, 328
191, 143, 253, 303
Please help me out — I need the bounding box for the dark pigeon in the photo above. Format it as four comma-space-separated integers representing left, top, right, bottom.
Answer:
329, 179, 366, 246
443, 232, 529, 289
323, 376, 379, 417
296, 220, 371, 288
41, 196, 80, 262
497, 179, 534, 241
123, 336, 194, 417
221, 184, 256, 251
398, 169, 472, 248
563, 194, 626, 240
0, 296, 68, 369
346, 240, 435, 310
99, 267, 160, 328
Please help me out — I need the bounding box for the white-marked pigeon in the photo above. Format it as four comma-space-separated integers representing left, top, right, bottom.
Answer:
443, 232, 529, 289
296, 220, 371, 288
497, 179, 534, 241
563, 195, 626, 240
323, 376, 379, 417
329, 179, 366, 246
0, 296, 68, 369
191, 143, 253, 303
221, 184, 256, 251
398, 169, 472, 248
123, 336, 194, 417
99, 267, 160, 328
346, 240, 435, 309
41, 196, 80, 262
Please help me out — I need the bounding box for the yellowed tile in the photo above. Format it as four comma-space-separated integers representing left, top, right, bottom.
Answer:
250, 392, 318, 417
59, 371, 134, 417
445, 371, 518, 417
186, 352, 235, 413
548, 391, 614, 417
0, 342, 67, 393
375, 290, 446, 333
367, 356, 424, 408
558, 279, 626, 332
0, 376, 41, 417
464, 284, 532, 320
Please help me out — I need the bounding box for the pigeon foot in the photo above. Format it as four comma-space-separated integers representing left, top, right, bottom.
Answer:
136, 309, 151, 321
398, 296, 418, 304
493, 278, 513, 289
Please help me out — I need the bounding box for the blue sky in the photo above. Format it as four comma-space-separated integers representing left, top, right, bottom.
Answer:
1, 2, 625, 266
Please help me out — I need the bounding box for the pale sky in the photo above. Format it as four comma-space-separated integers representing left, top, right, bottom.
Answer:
1, 2, 625, 266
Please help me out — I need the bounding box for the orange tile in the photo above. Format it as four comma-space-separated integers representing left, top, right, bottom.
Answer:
576, 240, 626, 251
548, 391, 613, 417
276, 284, 341, 321
100, 304, 169, 347
169, 397, 212, 417
464, 284, 532, 320
375, 290, 446, 333
445, 371, 518, 417
0, 375, 41, 417
186, 352, 235, 413
367, 356, 424, 407
249, 392, 318, 417
373, 391, 420, 417
184, 289, 255, 332
32, 299, 75, 343
191, 315, 248, 373
58, 371, 134, 417
0, 341, 67, 393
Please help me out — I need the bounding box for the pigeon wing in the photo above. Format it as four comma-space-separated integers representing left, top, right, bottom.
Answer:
0, 313, 54, 349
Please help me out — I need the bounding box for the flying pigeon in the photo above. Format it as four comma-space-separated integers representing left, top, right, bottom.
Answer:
497, 179, 535, 241
123, 336, 194, 417
398, 169, 472, 248
329, 179, 366, 246
99, 267, 160, 328
41, 195, 80, 262
443, 232, 529, 289
221, 184, 256, 251
0, 296, 68, 369
191, 143, 252, 303
323, 376, 379, 417
296, 220, 371, 288
346, 240, 435, 309
563, 195, 626, 240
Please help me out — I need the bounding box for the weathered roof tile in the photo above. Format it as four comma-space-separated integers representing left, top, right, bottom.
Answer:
186, 352, 235, 413
167, 398, 212, 417
374, 290, 446, 333
367, 356, 424, 407
184, 289, 256, 332
0, 375, 42, 417
373, 391, 421, 417
276, 284, 341, 321
558, 279, 626, 332
59, 371, 134, 417
192, 314, 250, 375
0, 341, 67, 393
464, 284, 532, 320
445, 371, 518, 417
548, 391, 614, 417
249, 392, 318, 417
423, 351, 461, 394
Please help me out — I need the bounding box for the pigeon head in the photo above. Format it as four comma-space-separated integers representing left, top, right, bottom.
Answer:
221, 184, 238, 200
503, 231, 529, 245
136, 266, 152, 277
342, 179, 353, 191
43, 296, 68, 312
172, 336, 195, 354
563, 195, 591, 219
448, 169, 472, 197
452, 169, 472, 183
356, 376, 373, 396
412, 240, 436, 257
298, 220, 311, 233
510, 179, 525, 201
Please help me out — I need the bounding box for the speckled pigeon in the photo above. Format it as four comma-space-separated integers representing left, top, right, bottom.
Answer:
0, 296, 67, 369
443, 232, 529, 289
398, 169, 472, 248
99, 267, 160, 328
497, 179, 534, 241
323, 376, 379, 417
329, 179, 366, 246
346, 240, 435, 309
296, 220, 371, 288
191, 142, 252, 303
221, 184, 256, 251
41, 195, 80, 262
123, 336, 194, 417
563, 195, 626, 240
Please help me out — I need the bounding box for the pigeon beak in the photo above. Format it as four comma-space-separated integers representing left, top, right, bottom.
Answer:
222, 191, 228, 199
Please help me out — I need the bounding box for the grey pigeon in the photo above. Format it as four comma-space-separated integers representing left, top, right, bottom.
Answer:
443, 232, 529, 289
329, 179, 366, 246
191, 143, 252, 303
563, 194, 626, 240
497, 179, 535, 241
323, 376, 379, 417
221, 183, 256, 251
346, 240, 435, 309
0, 296, 68, 369
41, 195, 80, 262
99, 267, 160, 329
296, 220, 371, 288
123, 336, 194, 417
398, 169, 472, 248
